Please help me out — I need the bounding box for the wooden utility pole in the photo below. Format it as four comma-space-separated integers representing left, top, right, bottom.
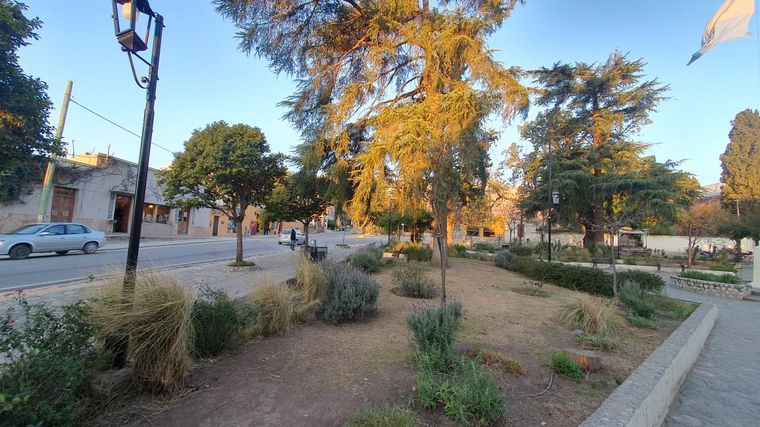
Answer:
37, 80, 73, 221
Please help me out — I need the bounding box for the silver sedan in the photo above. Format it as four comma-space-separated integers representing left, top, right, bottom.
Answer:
0, 223, 107, 260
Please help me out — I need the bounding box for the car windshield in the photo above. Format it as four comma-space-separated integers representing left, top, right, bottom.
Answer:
9, 224, 49, 235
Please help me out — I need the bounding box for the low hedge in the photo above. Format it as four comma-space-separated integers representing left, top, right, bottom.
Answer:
617, 270, 666, 293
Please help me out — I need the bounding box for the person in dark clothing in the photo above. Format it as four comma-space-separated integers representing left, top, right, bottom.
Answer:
289, 228, 297, 251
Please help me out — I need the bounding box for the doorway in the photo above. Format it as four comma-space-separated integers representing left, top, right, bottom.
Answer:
212, 215, 220, 236
113, 194, 133, 233
177, 209, 190, 234
51, 187, 76, 222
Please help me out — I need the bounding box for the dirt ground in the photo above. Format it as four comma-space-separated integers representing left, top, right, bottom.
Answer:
101, 257, 682, 427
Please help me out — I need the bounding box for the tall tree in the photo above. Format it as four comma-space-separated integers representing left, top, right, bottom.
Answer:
519, 52, 669, 247
676, 200, 726, 267
215, 0, 529, 304
159, 121, 286, 263
720, 109, 760, 218
0, 0, 59, 203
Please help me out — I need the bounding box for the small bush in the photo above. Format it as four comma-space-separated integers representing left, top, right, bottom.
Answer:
192, 286, 247, 357
509, 245, 533, 256
468, 348, 523, 375
626, 313, 657, 329
399, 243, 433, 262
318, 261, 379, 323
343, 404, 419, 427
617, 270, 665, 293
449, 244, 468, 257
92, 272, 193, 393
680, 270, 740, 284
406, 302, 463, 371
619, 282, 656, 319
350, 247, 383, 273
560, 295, 618, 335
551, 352, 583, 382
493, 250, 518, 271
437, 360, 506, 426
392, 261, 436, 299
473, 242, 497, 253
0, 298, 102, 426
249, 281, 295, 336
296, 252, 326, 303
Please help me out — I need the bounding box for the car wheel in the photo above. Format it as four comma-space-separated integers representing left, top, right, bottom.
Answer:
9, 244, 31, 260
82, 241, 98, 254
55, 250, 69, 255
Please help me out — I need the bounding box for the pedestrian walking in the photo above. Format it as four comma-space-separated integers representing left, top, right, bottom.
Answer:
289, 228, 297, 251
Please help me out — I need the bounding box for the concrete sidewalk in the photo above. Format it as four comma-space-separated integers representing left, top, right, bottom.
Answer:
664, 287, 760, 427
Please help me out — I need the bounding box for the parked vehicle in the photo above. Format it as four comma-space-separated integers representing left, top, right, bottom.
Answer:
278, 228, 305, 245
0, 223, 106, 260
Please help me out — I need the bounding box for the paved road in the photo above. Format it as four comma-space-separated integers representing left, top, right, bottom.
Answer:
665, 287, 760, 427
0, 232, 376, 290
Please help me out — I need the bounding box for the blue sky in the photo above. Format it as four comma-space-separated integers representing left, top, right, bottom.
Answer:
18, 1, 760, 185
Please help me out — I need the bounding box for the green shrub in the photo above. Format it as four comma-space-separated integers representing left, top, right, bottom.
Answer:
617, 270, 665, 293
551, 352, 583, 381
624, 257, 637, 265
626, 312, 657, 329
0, 298, 103, 426
392, 261, 436, 299
437, 360, 506, 426
619, 282, 656, 318
414, 352, 441, 409
192, 286, 248, 357
350, 247, 383, 273
509, 245, 533, 256
473, 242, 497, 253
399, 243, 433, 262
680, 270, 740, 284
493, 250, 518, 271
406, 302, 463, 371
317, 261, 379, 323
343, 404, 418, 427
526, 262, 614, 297
449, 244, 468, 257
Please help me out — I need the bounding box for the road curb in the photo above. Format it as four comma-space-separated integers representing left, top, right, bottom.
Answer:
580, 302, 717, 427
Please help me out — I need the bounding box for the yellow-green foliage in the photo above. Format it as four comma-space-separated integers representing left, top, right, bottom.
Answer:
560, 295, 618, 336
249, 281, 295, 337
91, 272, 194, 392
296, 252, 326, 303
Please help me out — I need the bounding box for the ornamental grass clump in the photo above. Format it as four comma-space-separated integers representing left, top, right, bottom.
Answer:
248, 280, 295, 337
317, 261, 379, 323
91, 272, 194, 393
391, 261, 436, 299
295, 252, 326, 303
560, 295, 618, 336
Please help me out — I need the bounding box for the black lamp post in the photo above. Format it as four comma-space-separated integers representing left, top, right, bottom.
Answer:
109, 0, 163, 369
548, 188, 559, 262
111, 0, 164, 292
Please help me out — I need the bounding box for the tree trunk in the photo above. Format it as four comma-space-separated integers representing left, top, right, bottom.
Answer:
610, 227, 618, 297
235, 217, 244, 263
302, 219, 310, 249
431, 200, 448, 306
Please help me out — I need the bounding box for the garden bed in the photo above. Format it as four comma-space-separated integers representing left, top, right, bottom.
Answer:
98, 258, 688, 426
671, 276, 751, 299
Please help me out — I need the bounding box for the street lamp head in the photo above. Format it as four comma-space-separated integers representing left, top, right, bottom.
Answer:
112, 0, 155, 53
551, 189, 560, 207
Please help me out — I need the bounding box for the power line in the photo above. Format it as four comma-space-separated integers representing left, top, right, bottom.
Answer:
68, 97, 176, 155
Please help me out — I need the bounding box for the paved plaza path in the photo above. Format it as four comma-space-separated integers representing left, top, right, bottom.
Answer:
665, 287, 760, 427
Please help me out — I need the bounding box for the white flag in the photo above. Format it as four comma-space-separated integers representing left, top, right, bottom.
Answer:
688, 0, 755, 65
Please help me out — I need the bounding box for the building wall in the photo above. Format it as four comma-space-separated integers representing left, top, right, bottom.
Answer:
0, 154, 211, 237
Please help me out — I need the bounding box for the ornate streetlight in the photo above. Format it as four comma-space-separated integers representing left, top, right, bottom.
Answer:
547, 189, 560, 261
109, 0, 163, 368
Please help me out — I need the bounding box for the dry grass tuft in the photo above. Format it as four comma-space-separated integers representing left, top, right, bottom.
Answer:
248, 280, 296, 337
295, 252, 325, 304
560, 295, 619, 335
467, 348, 524, 376
91, 272, 194, 393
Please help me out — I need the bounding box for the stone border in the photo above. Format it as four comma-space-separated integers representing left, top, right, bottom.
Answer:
671, 276, 751, 300
580, 302, 717, 427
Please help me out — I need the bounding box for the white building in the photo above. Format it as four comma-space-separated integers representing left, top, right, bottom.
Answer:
0, 152, 210, 237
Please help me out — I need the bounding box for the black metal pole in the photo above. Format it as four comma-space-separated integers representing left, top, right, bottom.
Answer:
547, 140, 552, 262
123, 14, 163, 292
